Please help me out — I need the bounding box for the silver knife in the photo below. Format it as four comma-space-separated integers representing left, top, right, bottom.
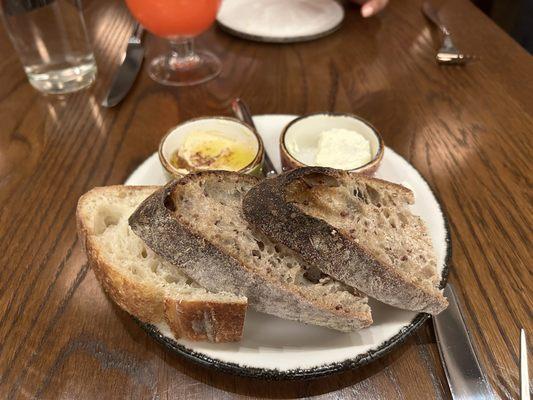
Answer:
231, 98, 278, 177
521, 329, 530, 400
433, 284, 494, 399
102, 23, 145, 107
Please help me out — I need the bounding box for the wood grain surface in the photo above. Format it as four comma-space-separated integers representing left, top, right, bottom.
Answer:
0, 0, 531, 398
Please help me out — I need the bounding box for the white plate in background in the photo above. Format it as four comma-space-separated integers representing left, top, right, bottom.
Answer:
216, 0, 345, 43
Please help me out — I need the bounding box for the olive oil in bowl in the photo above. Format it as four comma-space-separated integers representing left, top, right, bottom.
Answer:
170, 130, 256, 172
159, 117, 264, 179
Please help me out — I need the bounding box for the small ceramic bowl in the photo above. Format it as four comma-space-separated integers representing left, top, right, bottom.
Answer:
159, 116, 264, 180
280, 112, 384, 175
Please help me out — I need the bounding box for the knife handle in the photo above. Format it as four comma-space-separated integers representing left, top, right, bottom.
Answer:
231, 98, 278, 177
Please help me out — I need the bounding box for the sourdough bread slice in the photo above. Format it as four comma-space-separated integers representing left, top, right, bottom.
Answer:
77, 186, 247, 342
129, 171, 372, 331
243, 167, 447, 315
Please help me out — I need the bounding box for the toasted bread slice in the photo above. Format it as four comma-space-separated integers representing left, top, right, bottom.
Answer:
243, 167, 447, 315
77, 185, 247, 342
129, 171, 372, 331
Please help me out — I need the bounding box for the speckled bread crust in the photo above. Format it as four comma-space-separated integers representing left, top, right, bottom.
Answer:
243, 167, 447, 315
77, 186, 247, 342
129, 172, 372, 331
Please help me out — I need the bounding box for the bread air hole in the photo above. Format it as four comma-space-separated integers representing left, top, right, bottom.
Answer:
398, 212, 409, 226
149, 261, 158, 273
353, 188, 366, 202
365, 184, 381, 204
141, 248, 148, 258
302, 173, 340, 188
303, 268, 322, 283
164, 194, 176, 212
94, 207, 123, 234
104, 215, 119, 227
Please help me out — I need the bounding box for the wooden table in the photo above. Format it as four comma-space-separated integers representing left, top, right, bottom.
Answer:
0, 0, 531, 398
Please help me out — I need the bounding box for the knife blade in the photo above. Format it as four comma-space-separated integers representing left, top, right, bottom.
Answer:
102, 23, 144, 108
521, 329, 530, 400
433, 284, 494, 399
231, 98, 278, 177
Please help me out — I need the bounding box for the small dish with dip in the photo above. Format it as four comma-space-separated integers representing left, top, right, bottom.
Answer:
280, 113, 384, 175
159, 117, 264, 179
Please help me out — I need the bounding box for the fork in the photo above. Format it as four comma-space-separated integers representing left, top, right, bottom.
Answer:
422, 2, 468, 65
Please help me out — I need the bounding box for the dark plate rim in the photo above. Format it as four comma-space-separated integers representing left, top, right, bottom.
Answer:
137, 153, 452, 380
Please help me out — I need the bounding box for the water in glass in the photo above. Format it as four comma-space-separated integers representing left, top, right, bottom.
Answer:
1, 0, 97, 94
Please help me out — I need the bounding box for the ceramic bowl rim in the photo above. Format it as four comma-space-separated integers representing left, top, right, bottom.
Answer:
158, 116, 265, 178
279, 112, 385, 172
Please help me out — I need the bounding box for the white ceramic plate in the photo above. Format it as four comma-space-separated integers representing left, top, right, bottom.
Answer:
216, 0, 345, 43
125, 114, 450, 379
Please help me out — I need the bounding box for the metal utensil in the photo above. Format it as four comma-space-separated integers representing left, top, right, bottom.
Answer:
102, 23, 145, 107
521, 329, 530, 400
231, 98, 278, 177
433, 284, 493, 399
421, 2, 468, 65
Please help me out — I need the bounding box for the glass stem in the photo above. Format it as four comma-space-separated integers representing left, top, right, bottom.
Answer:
167, 38, 198, 70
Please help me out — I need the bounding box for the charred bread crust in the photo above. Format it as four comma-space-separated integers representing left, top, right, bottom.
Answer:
129, 172, 371, 331
243, 167, 447, 314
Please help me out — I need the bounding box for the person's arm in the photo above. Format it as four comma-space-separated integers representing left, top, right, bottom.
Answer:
352, 0, 389, 17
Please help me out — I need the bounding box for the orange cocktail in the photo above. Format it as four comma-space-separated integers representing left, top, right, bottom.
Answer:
124, 0, 222, 86
125, 0, 221, 38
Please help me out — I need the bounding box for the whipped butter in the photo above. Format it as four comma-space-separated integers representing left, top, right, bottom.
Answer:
314, 128, 371, 169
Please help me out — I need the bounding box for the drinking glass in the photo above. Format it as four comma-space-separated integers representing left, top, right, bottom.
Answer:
0, 0, 97, 94
124, 0, 222, 86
